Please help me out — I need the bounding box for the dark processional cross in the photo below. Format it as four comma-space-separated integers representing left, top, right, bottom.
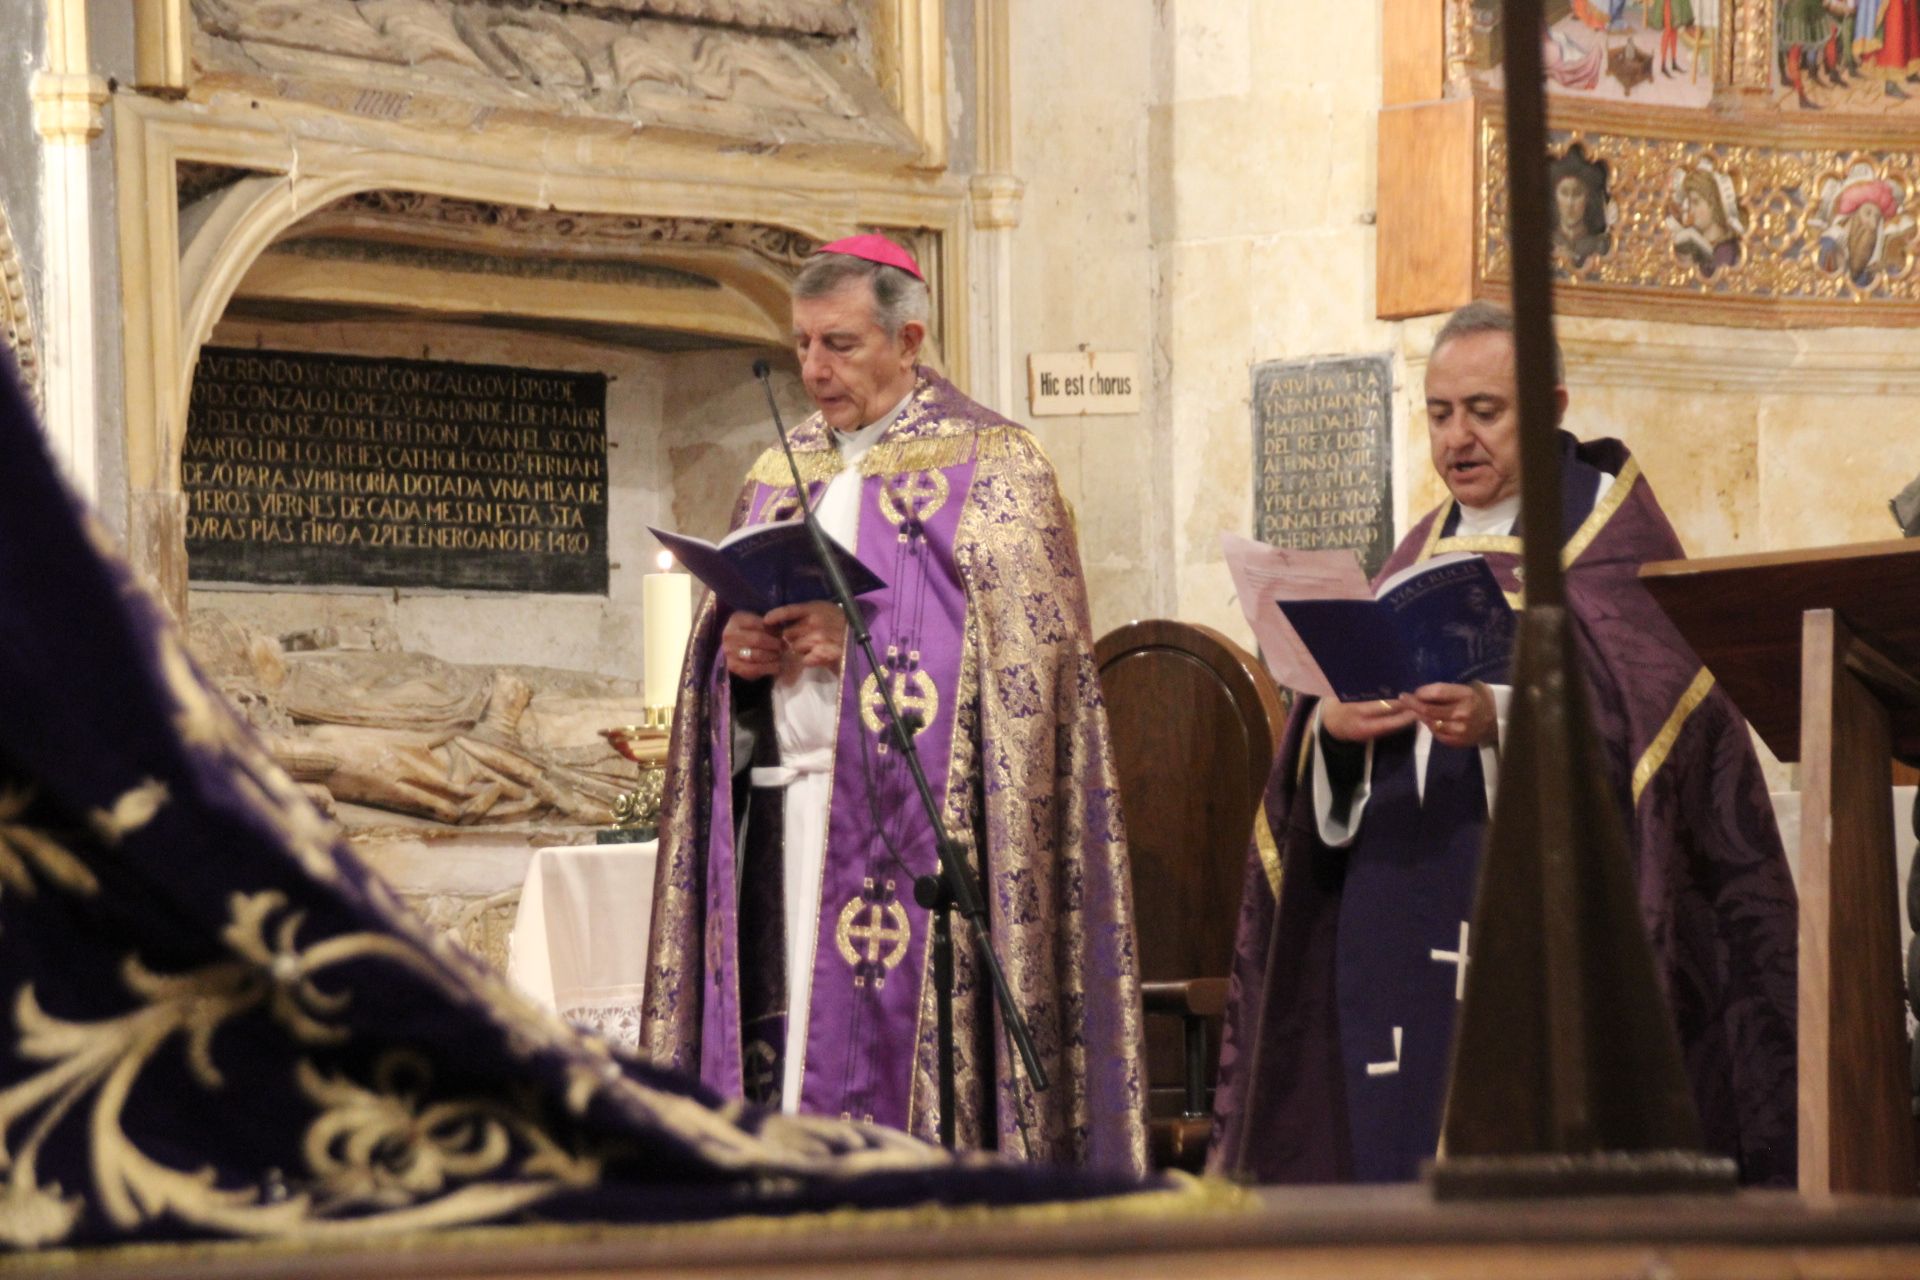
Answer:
1423, 0, 1736, 1198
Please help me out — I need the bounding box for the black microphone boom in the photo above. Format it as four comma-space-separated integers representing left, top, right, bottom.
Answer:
749, 364, 1050, 1149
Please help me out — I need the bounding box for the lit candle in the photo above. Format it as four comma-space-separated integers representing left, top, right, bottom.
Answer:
643, 550, 693, 715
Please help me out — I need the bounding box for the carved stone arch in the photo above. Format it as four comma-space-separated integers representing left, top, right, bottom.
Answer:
0, 202, 41, 414
168, 174, 845, 491
112, 94, 969, 612
175, 171, 368, 468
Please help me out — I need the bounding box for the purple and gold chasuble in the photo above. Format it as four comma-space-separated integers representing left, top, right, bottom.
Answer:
1210, 434, 1799, 1187
645, 370, 1149, 1176
0, 362, 1176, 1253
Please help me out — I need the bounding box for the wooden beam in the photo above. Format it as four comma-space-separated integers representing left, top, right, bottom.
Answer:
1797, 608, 1918, 1197
1383, 0, 1446, 105
1376, 99, 1475, 321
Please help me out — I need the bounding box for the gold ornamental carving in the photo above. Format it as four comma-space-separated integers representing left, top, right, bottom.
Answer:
1436, 2, 1920, 324
1477, 103, 1920, 325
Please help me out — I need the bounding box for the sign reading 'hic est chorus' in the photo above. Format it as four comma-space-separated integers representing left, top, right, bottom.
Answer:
1252, 354, 1394, 577
184, 348, 609, 594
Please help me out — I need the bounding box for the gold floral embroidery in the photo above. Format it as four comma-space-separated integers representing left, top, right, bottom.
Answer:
86, 779, 169, 846
0, 786, 98, 898
298, 1054, 597, 1211
0, 890, 604, 1246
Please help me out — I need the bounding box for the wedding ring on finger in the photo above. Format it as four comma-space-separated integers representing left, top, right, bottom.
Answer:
1375, 699, 1393, 713
739, 646, 752, 660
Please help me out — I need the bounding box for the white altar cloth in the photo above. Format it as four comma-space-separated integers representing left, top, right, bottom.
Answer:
507, 840, 657, 1049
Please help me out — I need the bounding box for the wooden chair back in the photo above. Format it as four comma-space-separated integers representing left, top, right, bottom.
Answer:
1094, 619, 1285, 1157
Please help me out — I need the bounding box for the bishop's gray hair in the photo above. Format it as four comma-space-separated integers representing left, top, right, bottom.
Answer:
792, 251, 932, 340
1431, 299, 1565, 387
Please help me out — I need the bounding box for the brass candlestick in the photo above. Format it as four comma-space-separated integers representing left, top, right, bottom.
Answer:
601, 716, 671, 841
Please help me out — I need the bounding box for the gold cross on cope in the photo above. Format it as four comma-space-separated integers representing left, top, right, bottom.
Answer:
835, 881, 912, 987
859, 664, 940, 750
878, 469, 950, 537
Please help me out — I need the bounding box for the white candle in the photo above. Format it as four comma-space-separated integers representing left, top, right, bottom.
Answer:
643, 551, 693, 711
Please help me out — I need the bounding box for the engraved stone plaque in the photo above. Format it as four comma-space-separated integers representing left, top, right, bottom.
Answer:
1252, 354, 1394, 577
184, 349, 608, 594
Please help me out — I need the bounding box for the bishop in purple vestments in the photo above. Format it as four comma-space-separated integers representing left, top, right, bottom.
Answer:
1210, 303, 1798, 1186
642, 238, 1149, 1176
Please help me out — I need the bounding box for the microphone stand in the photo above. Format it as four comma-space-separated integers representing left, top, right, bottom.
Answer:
752, 361, 1049, 1150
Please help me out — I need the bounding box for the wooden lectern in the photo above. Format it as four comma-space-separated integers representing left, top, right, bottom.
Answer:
1641, 538, 1920, 1198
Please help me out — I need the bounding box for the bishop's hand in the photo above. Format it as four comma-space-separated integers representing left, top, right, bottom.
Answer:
765, 601, 847, 673
1320, 696, 1419, 743
721, 611, 786, 680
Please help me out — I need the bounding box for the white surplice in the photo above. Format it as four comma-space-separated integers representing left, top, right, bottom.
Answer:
749, 393, 910, 1113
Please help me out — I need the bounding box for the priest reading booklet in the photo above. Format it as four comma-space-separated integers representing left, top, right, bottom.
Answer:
1212, 302, 1798, 1188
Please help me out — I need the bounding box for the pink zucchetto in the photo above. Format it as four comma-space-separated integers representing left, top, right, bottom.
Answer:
812, 234, 925, 282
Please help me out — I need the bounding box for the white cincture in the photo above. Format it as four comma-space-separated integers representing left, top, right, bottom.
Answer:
749, 747, 835, 789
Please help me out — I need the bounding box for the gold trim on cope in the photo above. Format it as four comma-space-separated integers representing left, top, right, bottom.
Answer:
1253, 811, 1283, 901
1432, 534, 1525, 558
1416, 501, 1455, 564
1562, 457, 1640, 567
745, 425, 1033, 488
1632, 667, 1716, 806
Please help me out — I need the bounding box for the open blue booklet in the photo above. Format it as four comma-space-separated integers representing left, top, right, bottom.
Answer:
1276, 553, 1516, 702
649, 520, 885, 615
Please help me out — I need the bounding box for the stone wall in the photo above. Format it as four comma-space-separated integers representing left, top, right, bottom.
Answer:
1005, 1, 1169, 636
1156, 0, 1404, 644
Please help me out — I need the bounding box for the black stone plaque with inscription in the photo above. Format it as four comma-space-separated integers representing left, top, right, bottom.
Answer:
1252, 354, 1393, 577
184, 349, 609, 594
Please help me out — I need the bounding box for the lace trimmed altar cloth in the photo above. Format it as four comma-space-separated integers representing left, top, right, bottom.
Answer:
507, 841, 658, 1047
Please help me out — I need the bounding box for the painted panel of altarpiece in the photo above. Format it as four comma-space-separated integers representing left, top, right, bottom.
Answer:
1447, 0, 1920, 324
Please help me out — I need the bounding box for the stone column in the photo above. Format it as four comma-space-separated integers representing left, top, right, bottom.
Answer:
968, 0, 1022, 416
30, 0, 109, 502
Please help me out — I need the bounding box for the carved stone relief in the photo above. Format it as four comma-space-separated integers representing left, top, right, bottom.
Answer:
0, 205, 41, 414
186, 610, 647, 831
543, 0, 856, 39
189, 0, 911, 152
271, 236, 725, 290
175, 161, 255, 210
305, 192, 822, 274
402, 886, 522, 972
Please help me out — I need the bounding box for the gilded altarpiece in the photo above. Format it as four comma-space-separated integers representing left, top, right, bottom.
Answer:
1414, 0, 1920, 325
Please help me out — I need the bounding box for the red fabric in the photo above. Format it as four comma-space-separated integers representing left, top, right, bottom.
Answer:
1873, 0, 1920, 70
813, 233, 925, 281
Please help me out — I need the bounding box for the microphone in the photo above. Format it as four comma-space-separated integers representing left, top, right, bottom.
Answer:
752, 361, 819, 531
